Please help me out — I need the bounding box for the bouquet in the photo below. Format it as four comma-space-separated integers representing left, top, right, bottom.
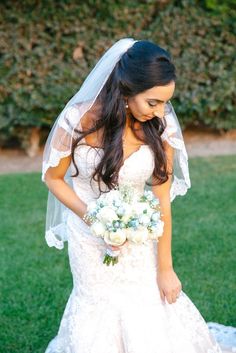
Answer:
83, 184, 164, 266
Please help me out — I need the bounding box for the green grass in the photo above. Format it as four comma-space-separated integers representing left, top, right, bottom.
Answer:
0, 155, 235, 352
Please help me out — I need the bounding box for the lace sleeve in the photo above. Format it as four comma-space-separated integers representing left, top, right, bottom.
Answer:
161, 102, 191, 202
42, 105, 84, 182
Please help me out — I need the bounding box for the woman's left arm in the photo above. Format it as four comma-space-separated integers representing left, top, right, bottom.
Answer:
152, 141, 182, 304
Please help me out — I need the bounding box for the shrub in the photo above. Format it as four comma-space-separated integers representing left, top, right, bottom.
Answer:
144, 1, 236, 129
0, 0, 235, 151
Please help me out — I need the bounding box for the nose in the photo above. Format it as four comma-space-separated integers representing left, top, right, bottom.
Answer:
153, 106, 165, 119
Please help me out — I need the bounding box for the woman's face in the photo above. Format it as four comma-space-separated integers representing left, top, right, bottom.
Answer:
127, 81, 175, 123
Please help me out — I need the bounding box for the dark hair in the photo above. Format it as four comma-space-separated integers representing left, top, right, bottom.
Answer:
71, 40, 176, 194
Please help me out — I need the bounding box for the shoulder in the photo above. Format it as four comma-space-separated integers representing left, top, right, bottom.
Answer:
58, 104, 87, 133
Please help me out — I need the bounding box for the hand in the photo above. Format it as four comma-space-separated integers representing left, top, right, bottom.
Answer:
156, 268, 182, 304
110, 240, 129, 252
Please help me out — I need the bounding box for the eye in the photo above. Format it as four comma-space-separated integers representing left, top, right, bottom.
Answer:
148, 102, 157, 107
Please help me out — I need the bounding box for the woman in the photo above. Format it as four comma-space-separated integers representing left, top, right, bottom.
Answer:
42, 38, 225, 352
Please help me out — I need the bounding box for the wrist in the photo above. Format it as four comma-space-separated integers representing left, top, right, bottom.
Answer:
81, 205, 93, 226
157, 264, 173, 273
79, 204, 89, 223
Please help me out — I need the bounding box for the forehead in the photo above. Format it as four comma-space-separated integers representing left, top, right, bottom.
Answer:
140, 81, 175, 100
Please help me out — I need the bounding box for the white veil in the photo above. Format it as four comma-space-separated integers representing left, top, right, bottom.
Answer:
41, 37, 191, 250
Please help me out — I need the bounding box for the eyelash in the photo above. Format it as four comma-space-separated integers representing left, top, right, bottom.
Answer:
148, 102, 157, 107
148, 100, 170, 107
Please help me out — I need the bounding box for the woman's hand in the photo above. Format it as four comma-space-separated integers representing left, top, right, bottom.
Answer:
157, 268, 182, 304
110, 240, 129, 251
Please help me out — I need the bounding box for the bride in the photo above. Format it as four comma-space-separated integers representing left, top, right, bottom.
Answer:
42, 38, 232, 353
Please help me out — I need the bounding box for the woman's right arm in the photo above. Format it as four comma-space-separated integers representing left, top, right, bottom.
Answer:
44, 155, 88, 222
45, 154, 129, 250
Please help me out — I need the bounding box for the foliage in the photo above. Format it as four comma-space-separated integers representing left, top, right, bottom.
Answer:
200, 0, 236, 15
143, 1, 236, 129
0, 0, 235, 147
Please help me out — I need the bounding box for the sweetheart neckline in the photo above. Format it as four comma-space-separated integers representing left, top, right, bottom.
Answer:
77, 118, 150, 166
76, 143, 150, 167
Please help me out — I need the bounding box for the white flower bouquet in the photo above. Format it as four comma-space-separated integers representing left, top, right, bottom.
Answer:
84, 184, 164, 266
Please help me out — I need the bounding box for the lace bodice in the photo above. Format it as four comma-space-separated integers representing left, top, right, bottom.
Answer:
71, 143, 154, 204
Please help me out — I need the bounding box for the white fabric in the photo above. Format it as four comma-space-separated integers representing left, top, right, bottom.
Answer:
207, 323, 236, 353
44, 142, 230, 353
161, 101, 191, 201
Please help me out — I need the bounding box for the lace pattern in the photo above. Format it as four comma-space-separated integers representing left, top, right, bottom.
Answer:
42, 147, 71, 182
44, 214, 224, 353
43, 145, 229, 353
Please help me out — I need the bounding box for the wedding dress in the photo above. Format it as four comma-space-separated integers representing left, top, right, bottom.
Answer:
44, 125, 234, 353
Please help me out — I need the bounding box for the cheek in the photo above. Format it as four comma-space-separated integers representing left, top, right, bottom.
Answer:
132, 99, 148, 114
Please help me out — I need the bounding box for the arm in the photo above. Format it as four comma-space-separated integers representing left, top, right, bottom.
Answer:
44, 155, 89, 223
152, 141, 182, 304
152, 141, 173, 271
45, 156, 128, 250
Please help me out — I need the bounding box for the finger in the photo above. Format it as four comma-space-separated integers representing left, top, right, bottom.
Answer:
116, 241, 128, 249
111, 243, 121, 249
120, 240, 128, 247
172, 294, 177, 303
160, 290, 166, 302
111, 239, 128, 250
176, 290, 181, 299
166, 293, 173, 304
111, 246, 120, 251
172, 291, 179, 303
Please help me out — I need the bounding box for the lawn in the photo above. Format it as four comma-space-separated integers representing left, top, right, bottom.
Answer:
0, 155, 235, 352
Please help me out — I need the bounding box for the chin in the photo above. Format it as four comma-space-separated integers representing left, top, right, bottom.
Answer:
129, 113, 146, 123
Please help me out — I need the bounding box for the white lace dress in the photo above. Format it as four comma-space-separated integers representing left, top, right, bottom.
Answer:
44, 143, 233, 353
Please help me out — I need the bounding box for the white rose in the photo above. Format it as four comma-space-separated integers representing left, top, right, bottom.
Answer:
97, 206, 119, 223
126, 227, 149, 244
90, 222, 106, 237
134, 202, 152, 217
138, 214, 151, 226
101, 190, 120, 205
120, 203, 133, 223
151, 211, 160, 222
104, 229, 127, 246
145, 191, 153, 201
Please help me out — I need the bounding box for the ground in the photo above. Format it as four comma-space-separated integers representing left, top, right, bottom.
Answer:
0, 128, 235, 174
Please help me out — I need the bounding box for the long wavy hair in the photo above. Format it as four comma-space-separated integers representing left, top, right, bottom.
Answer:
71, 40, 176, 194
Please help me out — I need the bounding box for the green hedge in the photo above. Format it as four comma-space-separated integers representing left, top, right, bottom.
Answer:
144, 1, 236, 129
0, 0, 235, 148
